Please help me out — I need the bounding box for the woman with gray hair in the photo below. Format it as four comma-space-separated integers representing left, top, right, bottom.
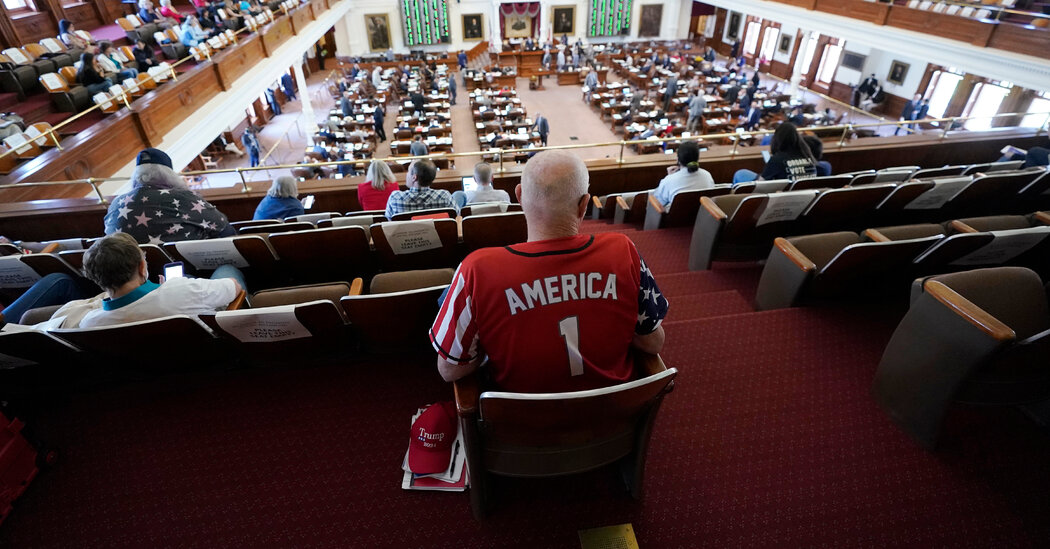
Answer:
253, 175, 305, 220
103, 148, 233, 242
357, 159, 399, 210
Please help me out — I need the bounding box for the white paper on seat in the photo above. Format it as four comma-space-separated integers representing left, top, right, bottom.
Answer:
380, 221, 443, 254
123, 78, 140, 93
174, 239, 249, 269
5, 49, 28, 64
93, 92, 112, 110
295, 212, 332, 225
207, 37, 221, 49
24, 125, 46, 146
330, 216, 374, 228
215, 305, 310, 342
40, 72, 63, 91
0, 257, 41, 288
148, 65, 168, 82
466, 202, 505, 216
755, 190, 819, 226
904, 176, 972, 210
41, 39, 62, 53
949, 227, 1050, 266
3, 133, 30, 154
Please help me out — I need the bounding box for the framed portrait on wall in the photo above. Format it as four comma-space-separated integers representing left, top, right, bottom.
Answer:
888, 60, 909, 85
552, 6, 575, 35
506, 13, 533, 38
840, 51, 866, 71
727, 12, 741, 39
639, 4, 662, 37
365, 14, 391, 51
777, 34, 792, 54
462, 14, 484, 41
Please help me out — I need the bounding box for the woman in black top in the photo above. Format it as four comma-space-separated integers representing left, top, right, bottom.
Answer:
733, 122, 818, 184
132, 39, 158, 70
77, 53, 112, 96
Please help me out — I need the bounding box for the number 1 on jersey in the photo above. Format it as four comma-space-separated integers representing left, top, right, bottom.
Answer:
558, 316, 584, 377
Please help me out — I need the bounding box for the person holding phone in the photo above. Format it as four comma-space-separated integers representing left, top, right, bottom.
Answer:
253, 176, 305, 220
1, 233, 242, 330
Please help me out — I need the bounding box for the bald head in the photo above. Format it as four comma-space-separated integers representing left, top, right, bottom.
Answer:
518, 150, 589, 239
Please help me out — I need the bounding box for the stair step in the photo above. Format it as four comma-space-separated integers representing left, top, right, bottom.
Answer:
652, 266, 763, 299
664, 290, 753, 322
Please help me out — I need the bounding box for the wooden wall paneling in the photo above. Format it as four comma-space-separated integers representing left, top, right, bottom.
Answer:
65, 3, 101, 31
290, 6, 312, 33
827, 80, 853, 105
0, 8, 23, 48
0, 200, 109, 241
774, 0, 816, 8
260, 16, 293, 56
881, 92, 909, 120
14, 13, 57, 43
213, 34, 264, 90
308, 0, 325, 18
32, 0, 64, 30
712, 8, 729, 56
769, 60, 791, 79
132, 62, 224, 141
987, 23, 1049, 59
814, 0, 890, 25
2, 110, 146, 185
886, 8, 995, 47
944, 73, 979, 118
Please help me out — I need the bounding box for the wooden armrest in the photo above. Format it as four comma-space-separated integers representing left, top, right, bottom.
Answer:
39, 242, 61, 254
1032, 211, 1050, 226
348, 277, 363, 296
646, 193, 665, 215
773, 237, 817, 272
949, 220, 978, 234
453, 373, 480, 418
925, 280, 1015, 342
616, 195, 631, 211
863, 228, 890, 243
591, 195, 602, 210
635, 352, 667, 377
226, 289, 247, 310
699, 196, 727, 221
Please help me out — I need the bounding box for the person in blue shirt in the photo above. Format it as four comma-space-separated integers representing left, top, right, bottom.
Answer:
457, 50, 467, 69
179, 16, 208, 47
253, 175, 305, 220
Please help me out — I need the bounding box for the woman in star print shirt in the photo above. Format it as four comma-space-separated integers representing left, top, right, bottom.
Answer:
103, 148, 234, 243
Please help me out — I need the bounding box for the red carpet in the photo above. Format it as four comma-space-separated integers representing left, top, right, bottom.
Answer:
1, 224, 1049, 547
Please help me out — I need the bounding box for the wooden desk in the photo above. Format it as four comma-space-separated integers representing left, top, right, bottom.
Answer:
557, 71, 581, 86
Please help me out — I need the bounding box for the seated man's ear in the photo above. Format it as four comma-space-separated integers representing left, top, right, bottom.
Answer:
577, 193, 591, 219
514, 183, 522, 204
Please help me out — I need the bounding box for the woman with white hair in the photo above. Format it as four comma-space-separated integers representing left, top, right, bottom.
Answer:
357, 159, 399, 211
103, 148, 233, 242
253, 175, 305, 220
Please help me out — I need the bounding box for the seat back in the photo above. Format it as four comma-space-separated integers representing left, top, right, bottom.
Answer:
268, 226, 373, 284
813, 235, 944, 295
58, 65, 77, 84
476, 366, 677, 476
204, 300, 347, 346
50, 315, 219, 366
946, 170, 1042, 215
909, 165, 966, 180
0, 329, 82, 366
461, 212, 527, 254
962, 161, 1024, 175
390, 207, 457, 221
369, 219, 460, 271
237, 221, 315, 234
789, 175, 852, 191
163, 235, 278, 287
251, 282, 352, 312
803, 184, 895, 232
340, 284, 448, 352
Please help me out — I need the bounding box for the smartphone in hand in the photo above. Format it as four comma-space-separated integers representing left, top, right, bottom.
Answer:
163, 261, 184, 280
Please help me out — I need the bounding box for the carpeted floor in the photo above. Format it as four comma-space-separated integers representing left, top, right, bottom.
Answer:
1, 220, 1049, 547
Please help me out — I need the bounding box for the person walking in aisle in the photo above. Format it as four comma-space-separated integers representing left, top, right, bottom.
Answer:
532, 114, 549, 147
241, 125, 261, 167
373, 104, 387, 142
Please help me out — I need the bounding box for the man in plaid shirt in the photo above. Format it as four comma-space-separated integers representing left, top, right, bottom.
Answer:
384, 159, 455, 219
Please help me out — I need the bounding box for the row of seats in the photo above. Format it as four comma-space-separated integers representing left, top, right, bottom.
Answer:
754, 212, 1050, 310
0, 35, 89, 99
0, 266, 455, 370
688, 167, 1050, 270
0, 212, 527, 298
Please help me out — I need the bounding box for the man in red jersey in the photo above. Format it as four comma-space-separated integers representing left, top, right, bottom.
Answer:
430, 150, 668, 393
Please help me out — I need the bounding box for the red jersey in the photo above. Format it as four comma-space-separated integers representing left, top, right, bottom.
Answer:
357, 181, 398, 211
430, 233, 668, 393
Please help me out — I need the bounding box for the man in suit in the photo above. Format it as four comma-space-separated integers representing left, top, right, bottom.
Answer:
448, 75, 457, 105
860, 85, 886, 111
750, 72, 760, 88
339, 91, 353, 118
859, 73, 877, 97
895, 93, 923, 135
584, 69, 598, 102
524, 37, 534, 50
280, 73, 296, 101
663, 73, 678, 112
738, 91, 753, 113
457, 50, 467, 69
741, 104, 761, 131
532, 114, 549, 146
410, 91, 425, 115
541, 49, 552, 70
725, 82, 742, 105
703, 46, 716, 63
373, 105, 386, 142
557, 48, 566, 71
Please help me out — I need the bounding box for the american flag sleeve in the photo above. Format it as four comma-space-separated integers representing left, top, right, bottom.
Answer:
430, 265, 480, 364
636, 258, 668, 335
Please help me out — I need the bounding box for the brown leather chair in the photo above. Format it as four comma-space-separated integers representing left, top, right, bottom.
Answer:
454, 352, 677, 518
874, 267, 1050, 449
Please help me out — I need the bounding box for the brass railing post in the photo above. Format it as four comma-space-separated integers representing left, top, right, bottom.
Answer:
838, 124, 851, 148
237, 168, 249, 192
618, 140, 625, 164
87, 178, 107, 204
731, 135, 739, 156
48, 128, 62, 150
941, 118, 956, 139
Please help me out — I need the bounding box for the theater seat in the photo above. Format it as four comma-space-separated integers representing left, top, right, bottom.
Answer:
643, 186, 732, 231
874, 267, 1050, 449
370, 218, 459, 272
454, 352, 677, 518
0, 52, 40, 99
340, 277, 449, 353
461, 212, 527, 254
50, 315, 222, 369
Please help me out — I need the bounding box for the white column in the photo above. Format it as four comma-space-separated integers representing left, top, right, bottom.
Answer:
490, 0, 503, 52
538, 1, 548, 43
293, 62, 316, 127
790, 31, 816, 100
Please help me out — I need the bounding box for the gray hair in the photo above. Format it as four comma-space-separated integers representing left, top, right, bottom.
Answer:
159, 0, 171, 6
267, 175, 298, 198
473, 162, 492, 185
520, 150, 589, 220
131, 163, 189, 191
366, 159, 395, 190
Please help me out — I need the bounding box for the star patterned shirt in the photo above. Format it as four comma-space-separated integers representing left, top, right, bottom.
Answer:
103, 186, 232, 244
430, 232, 668, 393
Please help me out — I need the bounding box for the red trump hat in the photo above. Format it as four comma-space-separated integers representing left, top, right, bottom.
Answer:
408, 401, 457, 475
